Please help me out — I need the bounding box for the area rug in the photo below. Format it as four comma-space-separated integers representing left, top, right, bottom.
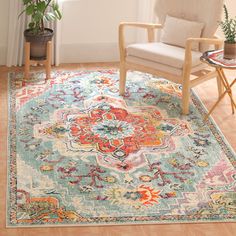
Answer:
7, 70, 236, 227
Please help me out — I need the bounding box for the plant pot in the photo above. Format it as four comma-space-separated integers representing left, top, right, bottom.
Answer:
24, 28, 54, 60
223, 41, 236, 60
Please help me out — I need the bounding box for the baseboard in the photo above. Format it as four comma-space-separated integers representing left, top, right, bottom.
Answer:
0, 45, 6, 65
60, 42, 120, 63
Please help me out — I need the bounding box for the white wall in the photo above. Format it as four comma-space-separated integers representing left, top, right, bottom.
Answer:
60, 0, 138, 63
0, 0, 9, 65
59, 0, 236, 63
217, 0, 236, 38
227, 0, 236, 15
1, 0, 236, 65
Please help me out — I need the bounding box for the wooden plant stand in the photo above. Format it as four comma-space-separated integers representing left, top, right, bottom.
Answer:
24, 41, 52, 80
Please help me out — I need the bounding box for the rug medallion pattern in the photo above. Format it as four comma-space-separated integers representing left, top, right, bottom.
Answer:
8, 70, 236, 226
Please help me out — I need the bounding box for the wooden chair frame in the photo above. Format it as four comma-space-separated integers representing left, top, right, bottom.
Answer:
119, 22, 224, 114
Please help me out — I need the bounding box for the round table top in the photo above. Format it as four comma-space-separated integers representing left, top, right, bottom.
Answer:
200, 50, 236, 69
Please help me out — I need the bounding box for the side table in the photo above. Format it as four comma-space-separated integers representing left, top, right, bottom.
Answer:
24, 41, 52, 80
200, 50, 236, 120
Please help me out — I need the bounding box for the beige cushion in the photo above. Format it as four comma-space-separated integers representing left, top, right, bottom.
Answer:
127, 55, 183, 77
127, 42, 202, 69
160, 15, 204, 51
155, 0, 223, 52
126, 55, 206, 77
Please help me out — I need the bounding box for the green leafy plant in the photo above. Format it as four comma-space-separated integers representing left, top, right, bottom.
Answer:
20, 0, 62, 34
219, 4, 236, 43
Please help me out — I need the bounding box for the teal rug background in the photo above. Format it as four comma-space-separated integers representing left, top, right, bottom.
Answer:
7, 70, 236, 227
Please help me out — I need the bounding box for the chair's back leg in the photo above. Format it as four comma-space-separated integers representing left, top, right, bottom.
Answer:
216, 74, 224, 97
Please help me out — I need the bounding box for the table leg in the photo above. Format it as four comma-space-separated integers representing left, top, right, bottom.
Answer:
204, 86, 230, 121
216, 74, 224, 96
218, 68, 236, 114
204, 68, 236, 121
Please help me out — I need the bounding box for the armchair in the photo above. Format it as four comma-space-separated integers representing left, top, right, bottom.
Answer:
119, 0, 224, 115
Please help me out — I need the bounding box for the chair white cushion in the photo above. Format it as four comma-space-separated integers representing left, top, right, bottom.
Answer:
127, 42, 202, 69
126, 55, 206, 77
160, 15, 204, 51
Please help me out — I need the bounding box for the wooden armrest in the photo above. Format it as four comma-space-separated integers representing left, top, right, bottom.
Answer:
119, 22, 162, 62
186, 37, 223, 49
119, 22, 162, 29
183, 37, 224, 83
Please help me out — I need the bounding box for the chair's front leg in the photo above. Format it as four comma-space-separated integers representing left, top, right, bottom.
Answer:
119, 62, 127, 96
182, 42, 193, 115
182, 73, 191, 115
118, 23, 162, 96
216, 75, 224, 97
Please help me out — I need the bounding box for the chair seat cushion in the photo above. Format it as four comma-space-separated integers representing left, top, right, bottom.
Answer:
127, 42, 202, 69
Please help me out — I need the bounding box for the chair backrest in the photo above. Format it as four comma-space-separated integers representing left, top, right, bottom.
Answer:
154, 0, 224, 52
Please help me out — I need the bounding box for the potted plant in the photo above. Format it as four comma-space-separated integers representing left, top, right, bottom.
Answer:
20, 0, 62, 59
219, 4, 236, 59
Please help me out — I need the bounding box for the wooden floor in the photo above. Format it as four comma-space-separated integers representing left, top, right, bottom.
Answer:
0, 64, 235, 236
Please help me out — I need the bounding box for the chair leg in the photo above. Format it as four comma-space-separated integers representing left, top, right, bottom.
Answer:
182, 75, 191, 115
119, 63, 127, 96
216, 75, 224, 97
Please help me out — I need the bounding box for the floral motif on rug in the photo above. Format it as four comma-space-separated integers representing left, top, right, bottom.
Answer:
8, 70, 236, 227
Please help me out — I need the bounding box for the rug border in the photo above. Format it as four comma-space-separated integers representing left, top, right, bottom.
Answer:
190, 88, 236, 168
191, 87, 236, 159
6, 72, 17, 228
5, 218, 236, 229
6, 70, 236, 228
6, 72, 11, 227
